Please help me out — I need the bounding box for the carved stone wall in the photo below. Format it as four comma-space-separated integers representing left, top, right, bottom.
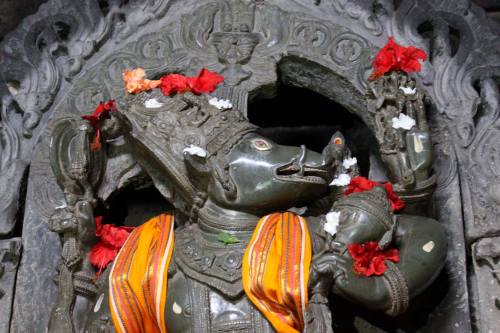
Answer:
0, 0, 499, 332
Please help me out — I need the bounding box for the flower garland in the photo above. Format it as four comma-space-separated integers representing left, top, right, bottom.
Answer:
369, 37, 427, 80
122, 67, 224, 96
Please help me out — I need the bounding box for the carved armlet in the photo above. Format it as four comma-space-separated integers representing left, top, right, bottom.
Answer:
382, 261, 409, 317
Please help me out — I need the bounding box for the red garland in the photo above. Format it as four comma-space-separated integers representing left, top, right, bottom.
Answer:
88, 216, 134, 276
81, 100, 117, 151
160, 68, 224, 96
344, 176, 405, 212
369, 37, 427, 80
347, 241, 400, 276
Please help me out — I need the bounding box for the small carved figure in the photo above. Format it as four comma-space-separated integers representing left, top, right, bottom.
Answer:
210, 0, 260, 86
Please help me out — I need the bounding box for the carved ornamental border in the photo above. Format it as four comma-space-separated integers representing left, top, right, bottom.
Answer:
0, 0, 499, 332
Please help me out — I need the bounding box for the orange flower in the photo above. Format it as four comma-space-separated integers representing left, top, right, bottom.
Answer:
122, 68, 161, 94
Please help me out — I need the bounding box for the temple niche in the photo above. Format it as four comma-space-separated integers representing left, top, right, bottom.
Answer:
0, 0, 499, 332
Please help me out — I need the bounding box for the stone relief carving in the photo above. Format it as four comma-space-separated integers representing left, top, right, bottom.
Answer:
0, 238, 22, 333
0, 0, 498, 332
472, 236, 500, 332
367, 71, 435, 214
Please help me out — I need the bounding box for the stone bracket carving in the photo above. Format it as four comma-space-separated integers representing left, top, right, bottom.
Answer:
472, 236, 500, 332
0, 238, 22, 333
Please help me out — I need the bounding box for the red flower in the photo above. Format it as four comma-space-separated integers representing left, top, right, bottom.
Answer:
159, 68, 224, 96
369, 37, 427, 80
344, 176, 405, 212
187, 68, 225, 94
160, 74, 191, 96
81, 100, 117, 151
347, 241, 400, 276
88, 216, 134, 276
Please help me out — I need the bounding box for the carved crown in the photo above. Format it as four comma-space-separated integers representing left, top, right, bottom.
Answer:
333, 187, 393, 230
116, 90, 257, 204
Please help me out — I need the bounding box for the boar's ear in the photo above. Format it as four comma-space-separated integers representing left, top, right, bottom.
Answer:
322, 131, 347, 164
183, 149, 211, 191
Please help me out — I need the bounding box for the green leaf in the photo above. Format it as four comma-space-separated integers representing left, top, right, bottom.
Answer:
217, 232, 240, 245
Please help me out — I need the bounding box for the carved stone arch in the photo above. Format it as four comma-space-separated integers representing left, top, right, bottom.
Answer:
1, 0, 500, 332
273, 55, 374, 128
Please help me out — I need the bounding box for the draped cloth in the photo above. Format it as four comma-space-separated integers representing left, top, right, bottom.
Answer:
109, 214, 175, 333
242, 212, 312, 333
108, 212, 312, 333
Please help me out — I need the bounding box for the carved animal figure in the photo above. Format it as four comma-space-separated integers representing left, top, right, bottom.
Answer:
48, 74, 446, 333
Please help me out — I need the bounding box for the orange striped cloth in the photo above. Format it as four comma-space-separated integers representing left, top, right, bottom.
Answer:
108, 212, 311, 333
242, 212, 312, 333
109, 214, 175, 333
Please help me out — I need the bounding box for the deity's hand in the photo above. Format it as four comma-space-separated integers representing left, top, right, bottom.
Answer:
48, 200, 96, 265
309, 244, 393, 311
309, 250, 348, 296
313, 212, 446, 317
369, 72, 435, 214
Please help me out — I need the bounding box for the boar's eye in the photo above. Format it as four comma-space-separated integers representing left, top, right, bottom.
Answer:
251, 138, 272, 151
333, 137, 343, 145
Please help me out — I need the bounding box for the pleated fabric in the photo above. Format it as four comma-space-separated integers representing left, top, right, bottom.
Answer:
108, 212, 312, 333
109, 214, 175, 333
242, 212, 312, 333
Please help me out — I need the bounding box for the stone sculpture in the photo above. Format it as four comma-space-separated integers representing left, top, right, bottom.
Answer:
2, 1, 500, 332
47, 68, 446, 332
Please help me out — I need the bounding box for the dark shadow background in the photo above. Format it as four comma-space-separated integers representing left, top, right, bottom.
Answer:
248, 84, 374, 176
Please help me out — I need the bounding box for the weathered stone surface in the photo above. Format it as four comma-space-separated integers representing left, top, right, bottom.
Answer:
472, 236, 500, 333
0, 0, 499, 332
0, 238, 21, 333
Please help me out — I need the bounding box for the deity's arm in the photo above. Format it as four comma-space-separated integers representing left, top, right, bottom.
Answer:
323, 214, 447, 316
47, 112, 114, 332
368, 72, 435, 215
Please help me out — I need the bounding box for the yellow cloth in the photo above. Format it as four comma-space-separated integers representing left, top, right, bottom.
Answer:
109, 214, 174, 333
109, 212, 312, 333
242, 212, 312, 333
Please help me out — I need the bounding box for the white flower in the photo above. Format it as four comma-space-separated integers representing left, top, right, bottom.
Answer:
399, 86, 416, 95
144, 98, 164, 108
183, 145, 207, 158
342, 157, 357, 170
330, 173, 351, 186
209, 97, 232, 110
392, 113, 416, 130
324, 211, 341, 236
